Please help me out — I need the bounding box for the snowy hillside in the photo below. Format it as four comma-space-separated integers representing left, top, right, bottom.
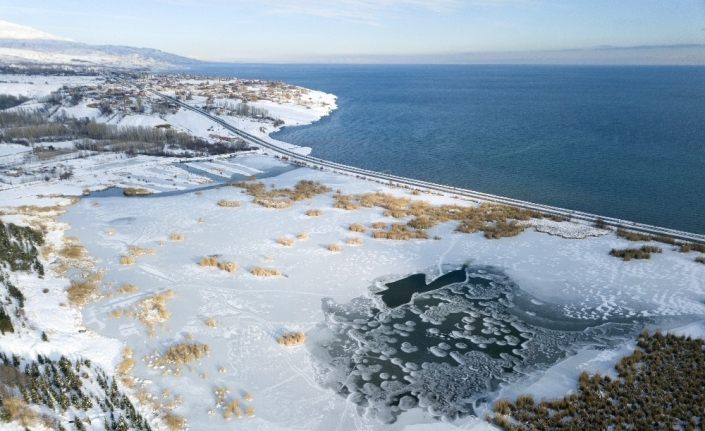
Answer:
0, 20, 199, 69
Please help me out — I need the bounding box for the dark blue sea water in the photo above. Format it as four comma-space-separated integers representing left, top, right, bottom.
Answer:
184, 64, 705, 234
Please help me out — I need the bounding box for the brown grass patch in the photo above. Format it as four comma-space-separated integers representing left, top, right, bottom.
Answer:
372, 224, 428, 241
199, 256, 219, 267
327, 243, 342, 253
349, 223, 367, 232
169, 232, 185, 241
277, 331, 305, 346
250, 266, 281, 277
135, 290, 175, 332
163, 413, 187, 431
305, 209, 322, 217
610, 245, 662, 261
217, 199, 241, 208
120, 255, 136, 265
2, 397, 38, 427
128, 245, 156, 257
346, 237, 364, 246
217, 261, 238, 273
67, 272, 103, 306
277, 238, 295, 247
156, 342, 210, 366
482, 221, 525, 239
233, 179, 331, 209
123, 187, 152, 196
116, 347, 135, 375
59, 244, 86, 259
333, 194, 358, 210
223, 400, 242, 419
680, 242, 705, 253
117, 283, 138, 294
371, 222, 386, 230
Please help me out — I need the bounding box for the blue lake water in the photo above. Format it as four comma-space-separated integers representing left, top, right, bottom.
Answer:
183, 64, 705, 234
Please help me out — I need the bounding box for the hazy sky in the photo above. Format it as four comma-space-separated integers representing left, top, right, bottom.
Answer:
1, 0, 704, 61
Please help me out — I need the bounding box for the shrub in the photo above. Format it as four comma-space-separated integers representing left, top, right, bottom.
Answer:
305, 209, 322, 217
296, 232, 309, 240
250, 266, 281, 277
119, 255, 136, 265
333, 194, 358, 210
349, 223, 366, 233
277, 331, 305, 346
169, 232, 185, 241
223, 400, 242, 419
217, 199, 241, 208
371, 222, 386, 230
205, 318, 217, 328
327, 243, 342, 253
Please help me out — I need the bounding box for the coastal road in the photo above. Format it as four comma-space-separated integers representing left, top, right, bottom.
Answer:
129, 79, 705, 245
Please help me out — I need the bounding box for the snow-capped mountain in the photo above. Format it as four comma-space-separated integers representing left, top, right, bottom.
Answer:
0, 20, 199, 69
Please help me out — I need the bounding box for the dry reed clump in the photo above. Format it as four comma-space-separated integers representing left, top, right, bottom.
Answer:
615, 229, 653, 242
250, 266, 282, 277
117, 283, 138, 294
120, 255, 136, 266
135, 289, 175, 332
116, 346, 135, 375
482, 221, 525, 239
217, 199, 241, 208
156, 342, 210, 367
610, 245, 662, 261
277, 238, 295, 247
695, 256, 705, 264
327, 243, 342, 253
169, 232, 185, 241
217, 261, 238, 273
245, 406, 255, 418
2, 397, 38, 427
66, 272, 103, 306
346, 237, 364, 246
372, 224, 428, 241
163, 413, 187, 431
349, 223, 367, 233
243, 392, 254, 402
680, 242, 705, 253
333, 194, 358, 210
371, 222, 386, 230
296, 232, 309, 240
277, 331, 306, 346
305, 209, 322, 217
233, 179, 331, 209
59, 243, 86, 259
122, 187, 152, 197
199, 255, 219, 267
223, 400, 242, 419
128, 245, 156, 257
205, 318, 217, 328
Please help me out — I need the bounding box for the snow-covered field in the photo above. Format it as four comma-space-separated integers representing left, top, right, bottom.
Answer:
1, 72, 704, 430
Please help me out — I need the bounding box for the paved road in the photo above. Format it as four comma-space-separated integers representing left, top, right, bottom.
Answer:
137, 83, 705, 245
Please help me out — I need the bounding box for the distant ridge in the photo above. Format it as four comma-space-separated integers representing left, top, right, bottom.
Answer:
0, 20, 200, 69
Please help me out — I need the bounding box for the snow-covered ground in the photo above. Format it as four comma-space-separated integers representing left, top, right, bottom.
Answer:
1, 73, 704, 430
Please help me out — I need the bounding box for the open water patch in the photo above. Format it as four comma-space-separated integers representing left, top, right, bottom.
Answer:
309, 265, 642, 423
